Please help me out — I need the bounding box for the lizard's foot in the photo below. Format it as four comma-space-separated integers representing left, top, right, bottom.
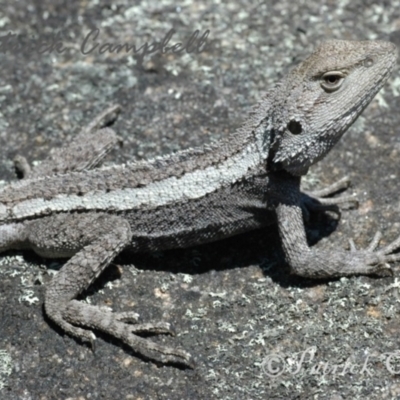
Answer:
348, 231, 400, 275
57, 300, 194, 367
287, 231, 400, 278
301, 176, 358, 220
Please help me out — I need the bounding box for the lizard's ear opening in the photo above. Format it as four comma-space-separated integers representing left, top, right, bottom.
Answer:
287, 120, 302, 135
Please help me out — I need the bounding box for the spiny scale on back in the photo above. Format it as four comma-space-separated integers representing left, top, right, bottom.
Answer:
0, 40, 396, 222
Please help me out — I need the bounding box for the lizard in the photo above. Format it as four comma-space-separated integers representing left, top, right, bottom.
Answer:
0, 39, 399, 367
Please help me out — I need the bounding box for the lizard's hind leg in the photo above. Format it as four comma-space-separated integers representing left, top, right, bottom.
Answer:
23, 212, 193, 367
14, 105, 122, 178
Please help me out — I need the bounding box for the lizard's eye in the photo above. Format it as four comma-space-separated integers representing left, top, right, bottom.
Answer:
321, 71, 345, 92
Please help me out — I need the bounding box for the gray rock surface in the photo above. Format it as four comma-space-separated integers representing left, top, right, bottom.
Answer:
1, 1, 400, 399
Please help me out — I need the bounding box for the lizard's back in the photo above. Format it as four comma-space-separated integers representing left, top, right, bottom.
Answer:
0, 108, 274, 250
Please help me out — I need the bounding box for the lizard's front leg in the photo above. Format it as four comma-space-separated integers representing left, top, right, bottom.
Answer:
273, 172, 400, 278
6, 213, 192, 366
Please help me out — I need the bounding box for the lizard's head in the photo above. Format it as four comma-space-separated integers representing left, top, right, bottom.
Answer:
270, 40, 397, 176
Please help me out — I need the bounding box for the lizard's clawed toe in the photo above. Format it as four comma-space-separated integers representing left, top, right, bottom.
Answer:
348, 231, 400, 275
301, 176, 359, 222
58, 299, 192, 366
